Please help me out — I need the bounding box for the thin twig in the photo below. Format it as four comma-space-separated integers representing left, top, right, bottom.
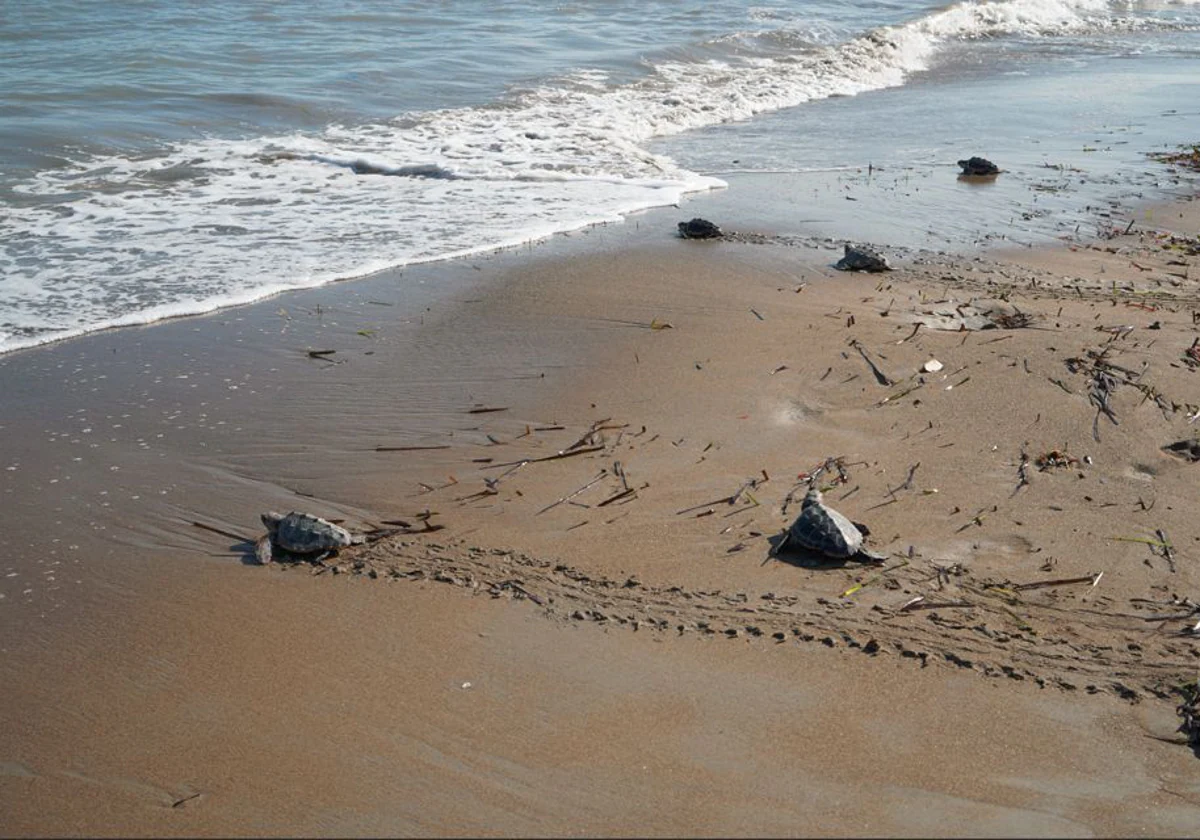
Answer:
485, 444, 605, 469
536, 471, 608, 515
191, 520, 255, 543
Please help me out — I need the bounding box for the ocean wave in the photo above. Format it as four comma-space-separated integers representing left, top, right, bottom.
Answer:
0, 0, 1190, 353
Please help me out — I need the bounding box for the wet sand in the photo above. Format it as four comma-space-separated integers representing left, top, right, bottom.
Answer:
2, 171, 1200, 835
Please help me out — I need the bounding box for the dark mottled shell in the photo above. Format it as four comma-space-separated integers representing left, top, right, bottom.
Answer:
678, 218, 722, 239
262, 511, 352, 554
958, 156, 999, 176
835, 244, 892, 273
786, 489, 863, 558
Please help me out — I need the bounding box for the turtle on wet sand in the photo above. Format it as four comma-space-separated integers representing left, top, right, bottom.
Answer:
256, 511, 353, 564
958, 156, 1000, 176
778, 488, 886, 562
834, 243, 892, 273
678, 218, 722, 239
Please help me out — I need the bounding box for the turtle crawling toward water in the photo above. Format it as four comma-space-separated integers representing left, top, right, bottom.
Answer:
678, 218, 722, 239
957, 156, 1000, 177
834, 243, 892, 273
778, 487, 886, 563
256, 511, 353, 564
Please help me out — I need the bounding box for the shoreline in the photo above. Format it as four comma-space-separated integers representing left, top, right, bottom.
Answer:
3, 157, 1200, 835
6, 120, 1198, 362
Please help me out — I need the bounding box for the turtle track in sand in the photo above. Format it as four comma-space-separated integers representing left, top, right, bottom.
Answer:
281, 538, 1200, 707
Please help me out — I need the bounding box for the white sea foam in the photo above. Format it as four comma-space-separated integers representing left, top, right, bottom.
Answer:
0, 0, 1186, 354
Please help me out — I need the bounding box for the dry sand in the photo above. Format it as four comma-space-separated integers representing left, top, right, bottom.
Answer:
2, 176, 1200, 836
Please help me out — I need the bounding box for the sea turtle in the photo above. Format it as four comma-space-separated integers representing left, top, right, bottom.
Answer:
678, 218, 722, 239
256, 511, 352, 564
957, 156, 999, 176
779, 488, 886, 562
834, 243, 892, 273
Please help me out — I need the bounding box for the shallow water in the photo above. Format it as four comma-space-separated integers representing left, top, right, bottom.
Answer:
1, 0, 1198, 353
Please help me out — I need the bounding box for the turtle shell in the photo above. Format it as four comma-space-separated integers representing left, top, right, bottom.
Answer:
835, 244, 891, 273
958, 156, 999, 176
678, 218, 722, 239
265, 511, 352, 554
786, 489, 863, 558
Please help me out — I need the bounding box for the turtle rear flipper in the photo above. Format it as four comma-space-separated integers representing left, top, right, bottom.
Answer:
855, 547, 888, 564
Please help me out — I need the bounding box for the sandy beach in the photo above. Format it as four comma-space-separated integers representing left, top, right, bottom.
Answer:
3, 159, 1200, 836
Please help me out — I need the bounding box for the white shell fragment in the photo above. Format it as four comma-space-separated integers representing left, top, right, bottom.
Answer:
922, 359, 944, 373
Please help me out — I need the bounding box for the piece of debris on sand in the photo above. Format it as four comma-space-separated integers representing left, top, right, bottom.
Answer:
908, 300, 1036, 332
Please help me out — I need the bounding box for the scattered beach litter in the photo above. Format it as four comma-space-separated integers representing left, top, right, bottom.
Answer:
677, 218, 722, 239
199, 167, 1199, 760
958, 156, 1000, 176
907, 300, 1036, 331
1148, 142, 1200, 173
834, 243, 892, 273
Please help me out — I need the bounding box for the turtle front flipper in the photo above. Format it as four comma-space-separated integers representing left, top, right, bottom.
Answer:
254, 534, 274, 565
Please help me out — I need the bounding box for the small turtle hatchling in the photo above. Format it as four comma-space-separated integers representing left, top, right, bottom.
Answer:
957, 156, 1000, 176
834, 243, 892, 273
257, 510, 352, 564
677, 218, 722, 239
780, 488, 886, 562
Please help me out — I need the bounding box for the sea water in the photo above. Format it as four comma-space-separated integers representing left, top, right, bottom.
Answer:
1, 0, 1198, 354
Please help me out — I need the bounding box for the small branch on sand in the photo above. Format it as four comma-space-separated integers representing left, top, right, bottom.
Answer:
897, 323, 922, 344
191, 521, 255, 543
537, 471, 608, 515
848, 338, 894, 386
485, 444, 606, 470
375, 444, 451, 452
898, 597, 973, 612
1013, 446, 1031, 497
1011, 572, 1102, 591
1158, 528, 1177, 573
676, 476, 764, 516
597, 488, 637, 507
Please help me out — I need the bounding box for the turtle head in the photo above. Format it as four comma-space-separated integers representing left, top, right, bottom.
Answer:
260, 511, 285, 535
801, 487, 823, 509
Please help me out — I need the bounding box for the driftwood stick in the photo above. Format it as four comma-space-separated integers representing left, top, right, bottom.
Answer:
677, 496, 738, 516
375, 444, 451, 452
1158, 528, 1177, 573
676, 478, 759, 516
486, 444, 606, 469
1012, 573, 1101, 591
597, 488, 637, 508
849, 338, 894, 386
614, 460, 629, 492
899, 598, 973, 612
192, 521, 255, 543
536, 471, 608, 515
